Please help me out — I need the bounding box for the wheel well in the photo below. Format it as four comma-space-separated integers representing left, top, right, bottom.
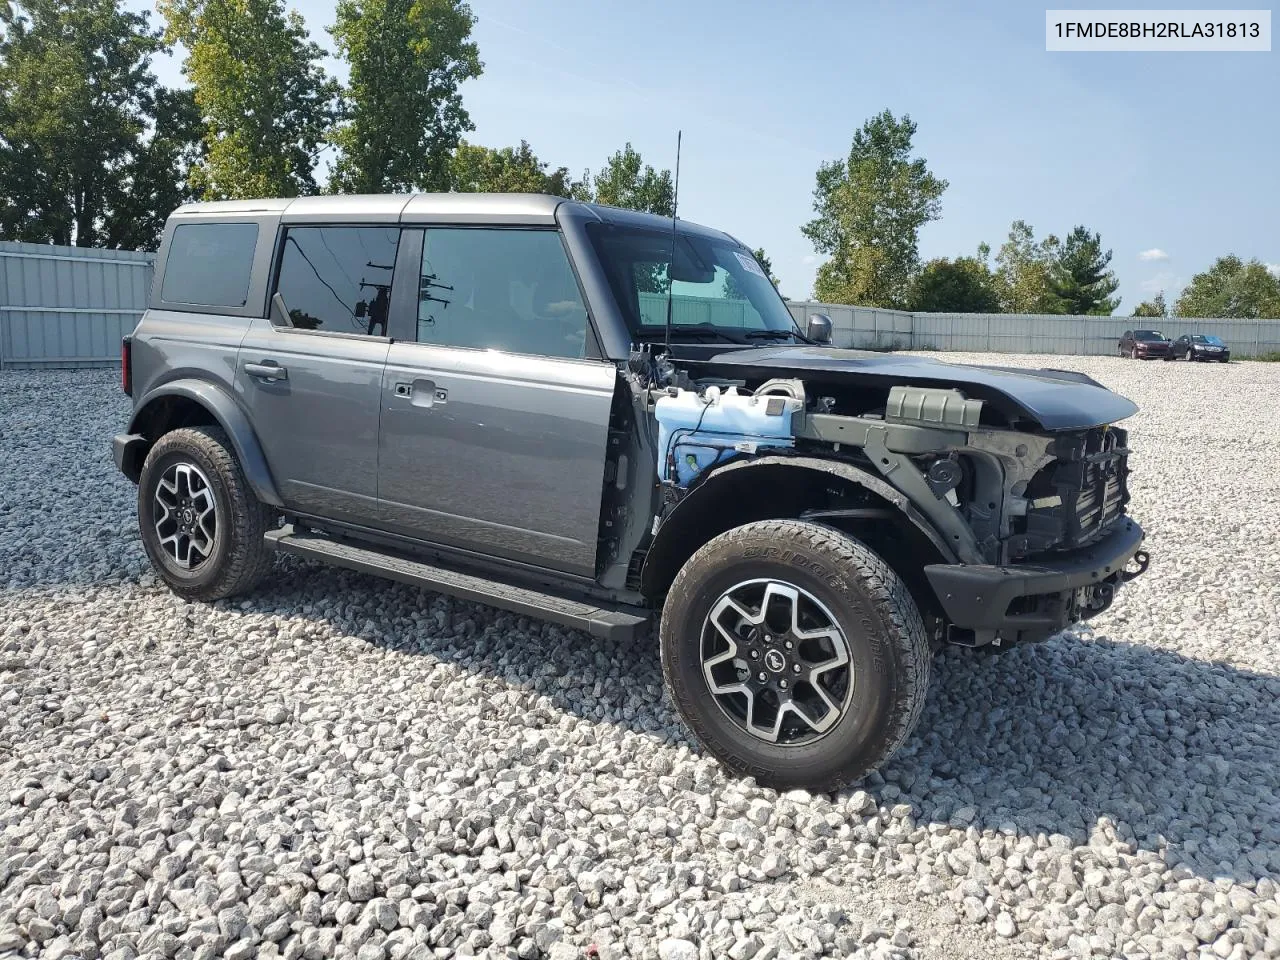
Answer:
132, 395, 219, 442
640, 462, 949, 628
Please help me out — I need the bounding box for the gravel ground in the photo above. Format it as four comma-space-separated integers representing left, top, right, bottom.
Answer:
2, 355, 1280, 960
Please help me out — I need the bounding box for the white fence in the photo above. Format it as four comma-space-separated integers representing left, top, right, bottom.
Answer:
784, 300, 1280, 358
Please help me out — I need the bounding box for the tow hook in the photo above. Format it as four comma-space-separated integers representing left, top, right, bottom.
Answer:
1120, 550, 1150, 582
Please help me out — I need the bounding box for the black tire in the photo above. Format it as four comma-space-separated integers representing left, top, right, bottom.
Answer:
1130, 347, 1138, 359
659, 519, 930, 792
138, 425, 276, 601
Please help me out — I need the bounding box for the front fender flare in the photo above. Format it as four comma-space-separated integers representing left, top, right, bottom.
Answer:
640, 455, 957, 597
129, 378, 283, 507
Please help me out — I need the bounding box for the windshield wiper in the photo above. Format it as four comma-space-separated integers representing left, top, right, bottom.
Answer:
744, 329, 805, 342
635, 324, 747, 344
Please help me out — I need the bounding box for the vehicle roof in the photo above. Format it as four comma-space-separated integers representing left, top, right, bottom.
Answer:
169, 193, 739, 241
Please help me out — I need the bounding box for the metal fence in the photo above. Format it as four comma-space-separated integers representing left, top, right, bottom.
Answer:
785, 300, 1280, 358
0, 241, 153, 369
3, 241, 1279, 365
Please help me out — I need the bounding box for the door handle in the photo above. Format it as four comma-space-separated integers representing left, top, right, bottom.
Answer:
245, 361, 288, 382
395, 380, 447, 407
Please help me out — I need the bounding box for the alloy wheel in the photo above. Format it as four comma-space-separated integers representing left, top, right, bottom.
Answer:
153, 461, 218, 569
700, 579, 854, 745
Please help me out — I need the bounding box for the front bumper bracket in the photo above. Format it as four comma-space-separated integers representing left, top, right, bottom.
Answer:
924, 519, 1147, 645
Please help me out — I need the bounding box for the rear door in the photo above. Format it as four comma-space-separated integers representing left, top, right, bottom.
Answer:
237, 224, 400, 525
377, 227, 615, 576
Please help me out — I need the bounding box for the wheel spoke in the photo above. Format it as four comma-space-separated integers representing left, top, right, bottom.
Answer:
153, 460, 218, 570
700, 578, 854, 747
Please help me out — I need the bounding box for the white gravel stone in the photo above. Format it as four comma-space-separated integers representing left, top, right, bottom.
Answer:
3, 357, 1280, 960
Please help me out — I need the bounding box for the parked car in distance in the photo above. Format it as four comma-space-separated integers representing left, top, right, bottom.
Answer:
1170, 333, 1230, 362
1118, 329, 1172, 360
112, 193, 1150, 792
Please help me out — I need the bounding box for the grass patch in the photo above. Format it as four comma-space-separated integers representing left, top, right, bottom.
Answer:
1254, 351, 1280, 362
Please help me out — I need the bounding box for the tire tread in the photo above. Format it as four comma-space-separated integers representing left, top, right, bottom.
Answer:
660, 519, 931, 792
141, 425, 275, 601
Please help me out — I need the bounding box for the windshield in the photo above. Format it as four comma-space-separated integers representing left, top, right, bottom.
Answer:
1134, 330, 1166, 341
1193, 335, 1225, 345
586, 223, 801, 341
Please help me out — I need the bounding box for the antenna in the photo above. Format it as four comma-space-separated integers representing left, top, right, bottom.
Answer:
663, 130, 682, 356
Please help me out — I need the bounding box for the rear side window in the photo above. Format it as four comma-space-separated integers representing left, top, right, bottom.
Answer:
161, 222, 259, 306
274, 226, 401, 336
416, 228, 588, 359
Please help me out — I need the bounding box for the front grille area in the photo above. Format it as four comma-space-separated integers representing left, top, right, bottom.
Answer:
1014, 426, 1130, 557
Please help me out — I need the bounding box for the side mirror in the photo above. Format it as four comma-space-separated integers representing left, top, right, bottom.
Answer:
807, 313, 833, 344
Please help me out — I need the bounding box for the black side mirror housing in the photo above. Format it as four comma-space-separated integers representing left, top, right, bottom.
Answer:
807, 313, 833, 344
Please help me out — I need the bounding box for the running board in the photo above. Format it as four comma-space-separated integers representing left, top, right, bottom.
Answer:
264, 525, 650, 641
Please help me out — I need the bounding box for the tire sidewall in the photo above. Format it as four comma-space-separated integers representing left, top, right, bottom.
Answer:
138, 439, 235, 592
661, 529, 904, 787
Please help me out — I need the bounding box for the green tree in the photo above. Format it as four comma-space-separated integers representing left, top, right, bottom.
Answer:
0, 0, 163, 246
909, 251, 1001, 312
584, 143, 673, 215
994, 220, 1065, 314
328, 0, 480, 193
1133, 292, 1168, 318
101, 87, 204, 249
1049, 225, 1121, 315
1175, 256, 1280, 318
449, 140, 575, 195
160, 0, 338, 199
802, 110, 947, 308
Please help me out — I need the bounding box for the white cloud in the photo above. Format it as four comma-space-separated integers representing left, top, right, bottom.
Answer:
1138, 248, 1169, 262
1266, 262, 1280, 277
802, 254, 818, 266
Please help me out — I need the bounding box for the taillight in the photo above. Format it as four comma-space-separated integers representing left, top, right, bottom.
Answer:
121, 336, 133, 396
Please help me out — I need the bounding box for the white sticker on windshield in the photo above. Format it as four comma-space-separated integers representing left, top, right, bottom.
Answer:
734, 251, 767, 279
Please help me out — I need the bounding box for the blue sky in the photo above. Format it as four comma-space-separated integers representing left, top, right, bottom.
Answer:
145, 0, 1279, 312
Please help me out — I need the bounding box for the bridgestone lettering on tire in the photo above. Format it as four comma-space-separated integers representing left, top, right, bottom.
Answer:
137, 425, 276, 602
660, 519, 931, 792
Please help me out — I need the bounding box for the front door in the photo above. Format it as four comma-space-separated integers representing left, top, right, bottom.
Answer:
237, 224, 401, 524
378, 227, 615, 576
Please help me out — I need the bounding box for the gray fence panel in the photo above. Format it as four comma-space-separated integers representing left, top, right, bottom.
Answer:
4, 243, 1279, 366
0, 241, 153, 368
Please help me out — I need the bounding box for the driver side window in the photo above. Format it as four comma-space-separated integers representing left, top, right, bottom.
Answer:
416, 228, 588, 359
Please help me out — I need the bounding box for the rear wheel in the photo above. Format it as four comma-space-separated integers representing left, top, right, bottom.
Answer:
138, 425, 276, 601
659, 520, 931, 791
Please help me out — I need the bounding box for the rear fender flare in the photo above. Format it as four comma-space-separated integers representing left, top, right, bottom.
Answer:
640, 455, 957, 597
128, 379, 283, 507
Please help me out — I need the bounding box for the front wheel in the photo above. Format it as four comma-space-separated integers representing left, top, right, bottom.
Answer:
659, 520, 931, 792
138, 425, 277, 602
1130, 347, 1138, 359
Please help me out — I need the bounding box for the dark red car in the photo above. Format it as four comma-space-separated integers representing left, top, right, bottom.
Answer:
1118, 329, 1172, 360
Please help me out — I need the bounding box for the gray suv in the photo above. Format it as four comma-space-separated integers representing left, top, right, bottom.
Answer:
113, 193, 1149, 791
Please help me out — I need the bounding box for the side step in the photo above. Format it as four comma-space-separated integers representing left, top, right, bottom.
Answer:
264, 525, 650, 641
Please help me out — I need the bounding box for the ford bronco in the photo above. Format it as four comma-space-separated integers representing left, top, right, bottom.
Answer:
113, 194, 1149, 791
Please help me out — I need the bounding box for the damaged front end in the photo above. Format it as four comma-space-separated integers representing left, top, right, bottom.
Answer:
646, 375, 1149, 649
